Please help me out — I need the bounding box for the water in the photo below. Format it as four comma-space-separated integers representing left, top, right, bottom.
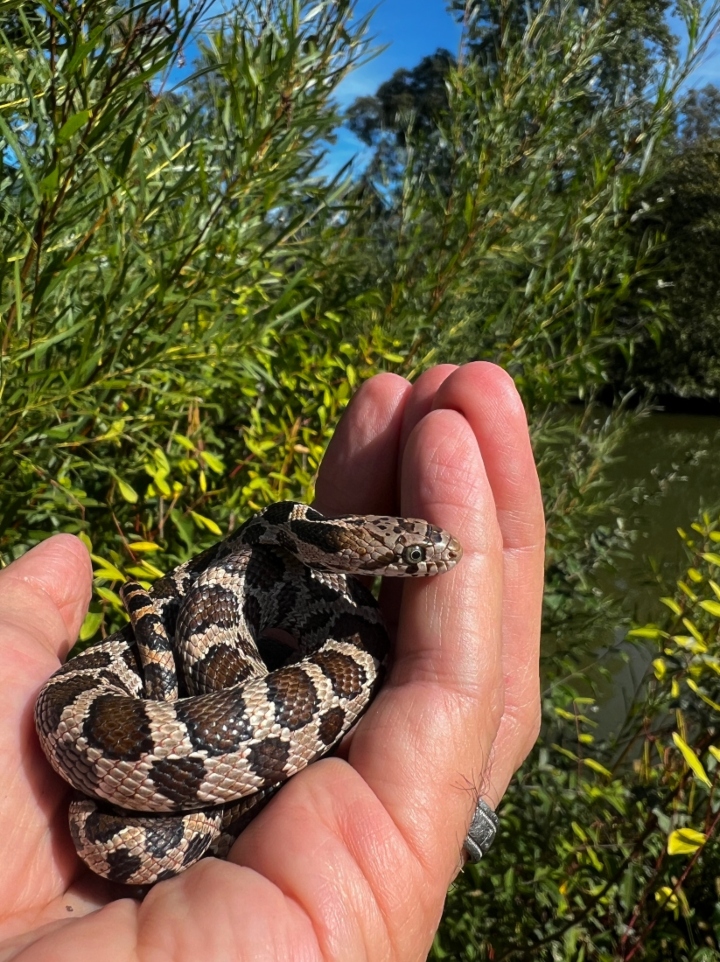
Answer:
603, 411, 720, 620
571, 411, 720, 734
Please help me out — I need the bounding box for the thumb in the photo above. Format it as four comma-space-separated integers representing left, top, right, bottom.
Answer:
0, 535, 93, 663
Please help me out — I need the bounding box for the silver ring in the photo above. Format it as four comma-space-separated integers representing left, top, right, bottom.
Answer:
463, 799, 499, 863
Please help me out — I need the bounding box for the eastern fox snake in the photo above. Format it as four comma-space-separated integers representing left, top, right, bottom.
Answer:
35, 501, 462, 885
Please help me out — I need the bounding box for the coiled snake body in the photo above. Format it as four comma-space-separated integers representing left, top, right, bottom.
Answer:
35, 502, 462, 885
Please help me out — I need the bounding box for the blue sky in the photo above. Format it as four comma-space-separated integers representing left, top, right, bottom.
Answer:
324, 0, 720, 173
184, 0, 719, 173
329, 1, 463, 173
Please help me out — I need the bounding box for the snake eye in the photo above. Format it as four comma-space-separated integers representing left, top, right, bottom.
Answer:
402, 544, 426, 565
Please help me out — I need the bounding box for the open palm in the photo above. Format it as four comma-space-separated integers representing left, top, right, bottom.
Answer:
0, 363, 544, 962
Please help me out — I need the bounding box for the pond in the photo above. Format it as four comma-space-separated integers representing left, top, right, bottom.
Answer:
574, 410, 720, 735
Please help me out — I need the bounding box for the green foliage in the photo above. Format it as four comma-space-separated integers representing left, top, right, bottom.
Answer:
0, 0, 399, 639
342, 0, 720, 406
452, 0, 677, 95
622, 86, 720, 397
3, 1, 720, 959
433, 514, 720, 960
537, 404, 642, 677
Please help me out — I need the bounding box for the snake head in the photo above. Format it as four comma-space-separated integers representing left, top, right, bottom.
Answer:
293, 514, 463, 577
359, 515, 462, 576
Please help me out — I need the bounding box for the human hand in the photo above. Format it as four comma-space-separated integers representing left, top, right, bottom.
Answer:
0, 362, 544, 961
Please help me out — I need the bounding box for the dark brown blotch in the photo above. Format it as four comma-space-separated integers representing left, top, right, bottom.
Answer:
345, 577, 376, 608
143, 817, 185, 857
274, 582, 300, 626
182, 830, 216, 866
297, 607, 342, 638
317, 706, 346, 746
105, 848, 144, 884
190, 644, 260, 694
142, 662, 178, 700
54, 648, 112, 677
175, 690, 253, 757
299, 572, 343, 606
289, 519, 345, 553
77, 808, 122, 845
246, 736, 291, 786
265, 667, 319, 730
132, 612, 171, 651
275, 527, 297, 554
55, 740, 103, 795
121, 583, 154, 616
177, 582, 240, 638
328, 611, 388, 662
246, 546, 288, 585
258, 501, 305, 525
83, 694, 156, 760
243, 592, 262, 633
237, 520, 268, 545
148, 755, 208, 805
310, 649, 367, 699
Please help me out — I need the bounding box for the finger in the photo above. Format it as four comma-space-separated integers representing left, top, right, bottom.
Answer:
0, 534, 92, 664
314, 372, 411, 516
397, 363, 458, 460
432, 362, 544, 789
0, 536, 93, 900
378, 364, 460, 636
348, 405, 504, 876
230, 405, 503, 958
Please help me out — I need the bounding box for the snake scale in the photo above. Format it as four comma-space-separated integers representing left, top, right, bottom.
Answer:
35, 501, 462, 885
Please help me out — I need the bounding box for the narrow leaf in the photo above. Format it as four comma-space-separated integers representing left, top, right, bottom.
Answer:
190, 511, 222, 536
57, 109, 91, 144
673, 733, 712, 787
583, 759, 612, 778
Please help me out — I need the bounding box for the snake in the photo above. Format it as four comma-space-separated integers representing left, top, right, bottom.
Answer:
34, 501, 462, 885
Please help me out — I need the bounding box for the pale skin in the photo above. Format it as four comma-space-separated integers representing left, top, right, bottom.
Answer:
0, 362, 544, 962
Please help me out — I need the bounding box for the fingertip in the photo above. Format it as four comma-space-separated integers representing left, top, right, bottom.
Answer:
0, 534, 93, 658
399, 364, 458, 454
401, 407, 496, 548
315, 372, 412, 516
434, 362, 529, 434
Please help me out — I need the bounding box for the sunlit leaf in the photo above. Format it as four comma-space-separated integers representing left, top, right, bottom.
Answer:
673, 733, 712, 787
583, 759, 612, 778
79, 611, 103, 641
655, 886, 679, 913
173, 434, 196, 452
190, 511, 222, 536
660, 597, 683, 615
686, 680, 720, 712
667, 827, 707, 856
202, 452, 225, 474
117, 479, 139, 504
628, 627, 664, 639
